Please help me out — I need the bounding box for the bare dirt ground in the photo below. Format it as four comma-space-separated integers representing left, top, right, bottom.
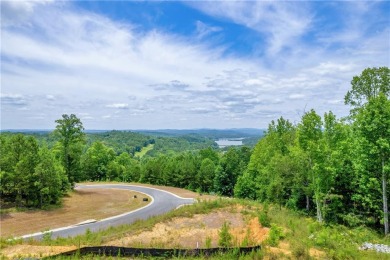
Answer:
0, 245, 78, 259
1, 203, 326, 259
106, 206, 269, 249
0, 188, 150, 237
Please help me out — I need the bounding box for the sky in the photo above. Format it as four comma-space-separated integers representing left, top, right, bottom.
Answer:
1, 1, 389, 130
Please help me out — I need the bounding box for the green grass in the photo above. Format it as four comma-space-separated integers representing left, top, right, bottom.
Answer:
134, 144, 154, 158
265, 205, 390, 260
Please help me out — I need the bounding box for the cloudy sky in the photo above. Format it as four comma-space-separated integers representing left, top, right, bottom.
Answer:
1, 1, 389, 130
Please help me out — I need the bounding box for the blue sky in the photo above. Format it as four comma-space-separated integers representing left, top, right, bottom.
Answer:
1, 1, 389, 130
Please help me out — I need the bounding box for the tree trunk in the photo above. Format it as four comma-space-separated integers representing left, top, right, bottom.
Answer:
306, 195, 310, 211
382, 156, 388, 235
316, 194, 323, 222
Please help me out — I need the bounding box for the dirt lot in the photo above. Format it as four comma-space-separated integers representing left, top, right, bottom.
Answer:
1, 203, 326, 259
1, 206, 269, 259
0, 188, 150, 238
106, 206, 269, 249
0, 245, 78, 259
1, 183, 209, 259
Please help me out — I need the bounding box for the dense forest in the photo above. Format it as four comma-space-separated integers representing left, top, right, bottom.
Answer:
0, 67, 389, 235
235, 67, 390, 234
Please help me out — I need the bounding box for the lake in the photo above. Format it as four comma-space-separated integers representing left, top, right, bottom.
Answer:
215, 138, 243, 148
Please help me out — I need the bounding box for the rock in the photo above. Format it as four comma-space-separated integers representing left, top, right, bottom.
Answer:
360, 242, 390, 254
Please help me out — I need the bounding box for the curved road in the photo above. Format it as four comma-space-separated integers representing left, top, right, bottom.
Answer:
19, 184, 195, 240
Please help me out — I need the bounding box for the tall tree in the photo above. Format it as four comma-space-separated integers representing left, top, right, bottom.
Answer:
214, 148, 241, 196
298, 109, 324, 222
54, 114, 85, 187
197, 158, 216, 192
345, 67, 389, 109
345, 67, 390, 234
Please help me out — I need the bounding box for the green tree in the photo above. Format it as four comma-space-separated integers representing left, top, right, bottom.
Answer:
345, 67, 390, 235
197, 158, 215, 192
14, 135, 40, 206
321, 113, 354, 223
34, 146, 67, 207
108, 152, 140, 182
140, 155, 166, 185
345, 67, 389, 110
199, 147, 219, 165
353, 94, 390, 234
54, 114, 85, 187
214, 148, 241, 196
298, 109, 324, 222
81, 141, 116, 181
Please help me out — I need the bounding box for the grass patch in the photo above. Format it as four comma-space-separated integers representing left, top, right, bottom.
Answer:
134, 144, 154, 158
265, 204, 390, 260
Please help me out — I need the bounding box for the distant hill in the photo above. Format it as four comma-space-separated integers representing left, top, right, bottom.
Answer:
1, 128, 265, 152
133, 128, 265, 139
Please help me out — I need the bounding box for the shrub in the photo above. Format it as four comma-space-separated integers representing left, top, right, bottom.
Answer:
291, 242, 311, 260
205, 236, 212, 249
259, 211, 271, 228
258, 203, 271, 228
266, 224, 284, 246
218, 221, 233, 248
42, 231, 53, 244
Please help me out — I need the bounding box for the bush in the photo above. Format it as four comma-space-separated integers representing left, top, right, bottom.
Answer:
218, 221, 233, 248
266, 224, 284, 246
259, 211, 271, 228
341, 213, 365, 227
42, 231, 53, 244
291, 242, 311, 260
258, 203, 271, 227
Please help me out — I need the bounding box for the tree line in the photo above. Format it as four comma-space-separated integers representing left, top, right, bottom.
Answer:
0, 112, 250, 207
235, 67, 389, 234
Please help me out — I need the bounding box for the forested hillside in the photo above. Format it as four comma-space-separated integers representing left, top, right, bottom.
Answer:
235, 67, 390, 234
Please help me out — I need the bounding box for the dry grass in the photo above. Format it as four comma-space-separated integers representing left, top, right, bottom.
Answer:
0, 245, 77, 259
106, 206, 269, 249
0, 188, 150, 238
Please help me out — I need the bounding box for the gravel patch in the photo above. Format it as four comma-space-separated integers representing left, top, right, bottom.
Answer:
359, 242, 390, 254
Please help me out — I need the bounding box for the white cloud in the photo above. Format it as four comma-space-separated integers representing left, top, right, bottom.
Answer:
45, 95, 55, 101
187, 1, 312, 55
1, 93, 28, 106
1, 1, 389, 129
195, 20, 222, 39
0, 0, 54, 27
106, 103, 129, 109
289, 94, 305, 100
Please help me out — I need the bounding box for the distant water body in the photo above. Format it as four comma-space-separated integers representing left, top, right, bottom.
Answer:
215, 138, 243, 148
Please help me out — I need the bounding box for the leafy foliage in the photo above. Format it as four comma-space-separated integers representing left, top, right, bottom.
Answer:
235, 66, 390, 235
0, 134, 68, 208
218, 221, 233, 248
54, 114, 86, 186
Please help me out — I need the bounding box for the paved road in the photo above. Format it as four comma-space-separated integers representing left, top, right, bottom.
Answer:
19, 184, 195, 240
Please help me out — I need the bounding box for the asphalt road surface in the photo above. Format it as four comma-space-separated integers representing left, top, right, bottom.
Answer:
19, 184, 195, 240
